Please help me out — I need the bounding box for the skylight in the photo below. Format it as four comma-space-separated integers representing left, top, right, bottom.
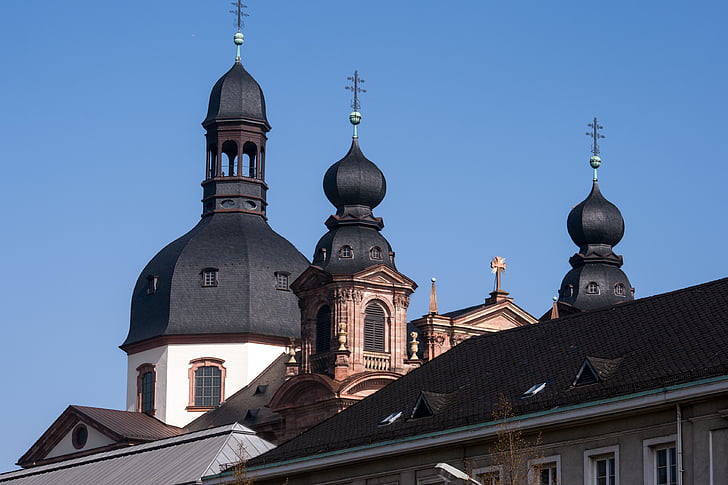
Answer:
519, 382, 546, 399
378, 411, 403, 427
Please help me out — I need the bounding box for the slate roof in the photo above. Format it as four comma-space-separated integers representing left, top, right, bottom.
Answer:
251, 277, 728, 465
2, 424, 273, 485
124, 212, 309, 347
185, 353, 289, 433
203, 61, 269, 126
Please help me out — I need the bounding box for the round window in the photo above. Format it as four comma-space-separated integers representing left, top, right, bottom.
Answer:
72, 424, 88, 449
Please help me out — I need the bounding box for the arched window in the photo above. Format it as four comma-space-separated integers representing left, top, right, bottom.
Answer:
587, 282, 600, 294
208, 145, 218, 178
369, 246, 382, 260
188, 358, 226, 409
243, 142, 257, 178
136, 363, 156, 415
340, 245, 353, 258
614, 283, 626, 296
364, 302, 386, 352
221, 140, 238, 176
316, 305, 331, 353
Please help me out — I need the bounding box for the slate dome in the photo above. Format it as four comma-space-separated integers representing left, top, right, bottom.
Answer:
567, 181, 624, 249
123, 214, 309, 348
203, 61, 269, 126
323, 139, 386, 209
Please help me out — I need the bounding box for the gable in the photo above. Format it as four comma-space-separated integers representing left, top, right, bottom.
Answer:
45, 422, 116, 461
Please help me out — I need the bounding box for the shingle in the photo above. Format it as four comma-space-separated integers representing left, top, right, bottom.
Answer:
251, 277, 728, 465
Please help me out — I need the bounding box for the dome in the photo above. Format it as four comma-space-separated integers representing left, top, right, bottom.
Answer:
122, 213, 309, 348
558, 264, 633, 311
312, 225, 395, 274
203, 61, 269, 126
323, 139, 386, 209
567, 181, 624, 248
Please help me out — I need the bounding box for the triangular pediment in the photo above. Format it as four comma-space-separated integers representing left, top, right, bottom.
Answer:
450, 300, 536, 331
18, 406, 182, 468
352, 264, 417, 289
290, 265, 333, 293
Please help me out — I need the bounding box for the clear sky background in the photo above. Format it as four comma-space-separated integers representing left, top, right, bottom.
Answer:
1, 0, 726, 472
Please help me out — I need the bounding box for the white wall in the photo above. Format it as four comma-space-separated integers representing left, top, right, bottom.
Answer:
127, 342, 285, 427
46, 423, 115, 459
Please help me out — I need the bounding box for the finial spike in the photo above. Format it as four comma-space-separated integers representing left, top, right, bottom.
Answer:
429, 277, 438, 315
230, 1, 249, 61
585, 117, 605, 181
345, 70, 366, 138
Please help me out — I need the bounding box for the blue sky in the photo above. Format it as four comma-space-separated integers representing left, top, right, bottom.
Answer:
1, 0, 727, 471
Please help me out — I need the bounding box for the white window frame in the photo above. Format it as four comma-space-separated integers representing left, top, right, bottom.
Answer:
584, 445, 619, 485
472, 465, 503, 485
643, 435, 677, 485
528, 455, 561, 485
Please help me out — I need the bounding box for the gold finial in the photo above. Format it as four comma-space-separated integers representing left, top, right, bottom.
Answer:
429, 277, 438, 315
490, 256, 506, 292
409, 331, 420, 360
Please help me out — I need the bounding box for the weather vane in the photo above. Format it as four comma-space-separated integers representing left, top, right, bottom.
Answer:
345, 70, 366, 138
230, 0, 249, 32
230, 1, 249, 61
585, 117, 605, 181
345, 70, 366, 112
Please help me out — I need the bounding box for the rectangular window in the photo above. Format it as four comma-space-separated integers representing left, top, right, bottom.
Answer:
584, 445, 619, 485
529, 456, 561, 485
194, 366, 222, 407
201, 269, 218, 287
141, 371, 155, 413
473, 466, 502, 485
643, 436, 677, 485
275, 272, 289, 290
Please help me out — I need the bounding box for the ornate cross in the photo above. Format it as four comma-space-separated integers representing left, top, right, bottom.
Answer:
230, 0, 249, 32
490, 256, 506, 292
586, 117, 605, 156
345, 70, 366, 111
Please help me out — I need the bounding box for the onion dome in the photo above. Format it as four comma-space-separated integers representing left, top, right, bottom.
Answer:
323, 139, 386, 209
312, 108, 396, 274
556, 127, 633, 312
567, 181, 625, 250
203, 61, 269, 127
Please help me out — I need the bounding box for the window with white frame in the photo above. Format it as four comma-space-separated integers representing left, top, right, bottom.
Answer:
643, 435, 677, 485
529, 455, 561, 485
473, 465, 502, 485
584, 445, 619, 485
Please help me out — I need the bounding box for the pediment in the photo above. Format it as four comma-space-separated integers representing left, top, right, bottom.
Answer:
352, 264, 417, 288
290, 266, 332, 292
451, 301, 536, 330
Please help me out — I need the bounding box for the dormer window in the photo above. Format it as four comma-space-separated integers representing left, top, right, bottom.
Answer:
201, 268, 219, 287
369, 246, 382, 260
587, 282, 600, 294
565, 284, 574, 297
146, 275, 159, 295
275, 272, 290, 290
340, 245, 353, 258
614, 283, 626, 296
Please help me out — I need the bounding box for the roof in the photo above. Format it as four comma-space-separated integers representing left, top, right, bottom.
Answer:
2, 424, 274, 485
203, 61, 269, 126
185, 353, 289, 434
250, 277, 728, 465
18, 406, 183, 467
123, 212, 309, 348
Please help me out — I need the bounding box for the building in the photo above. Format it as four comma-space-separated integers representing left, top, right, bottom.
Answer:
204, 276, 728, 485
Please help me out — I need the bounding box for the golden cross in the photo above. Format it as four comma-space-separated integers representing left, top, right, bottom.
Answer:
490, 256, 506, 292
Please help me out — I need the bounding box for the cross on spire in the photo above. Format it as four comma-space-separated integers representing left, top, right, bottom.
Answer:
345, 70, 366, 112
490, 256, 507, 292
586, 117, 605, 156
230, 0, 249, 32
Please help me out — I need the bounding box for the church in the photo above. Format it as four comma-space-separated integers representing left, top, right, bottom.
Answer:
2, 5, 727, 485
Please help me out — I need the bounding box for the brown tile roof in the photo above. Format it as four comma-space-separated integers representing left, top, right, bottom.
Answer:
71, 406, 183, 441
252, 277, 728, 465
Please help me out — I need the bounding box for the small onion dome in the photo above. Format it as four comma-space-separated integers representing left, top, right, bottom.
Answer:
567, 181, 625, 248
203, 61, 269, 126
323, 139, 386, 209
